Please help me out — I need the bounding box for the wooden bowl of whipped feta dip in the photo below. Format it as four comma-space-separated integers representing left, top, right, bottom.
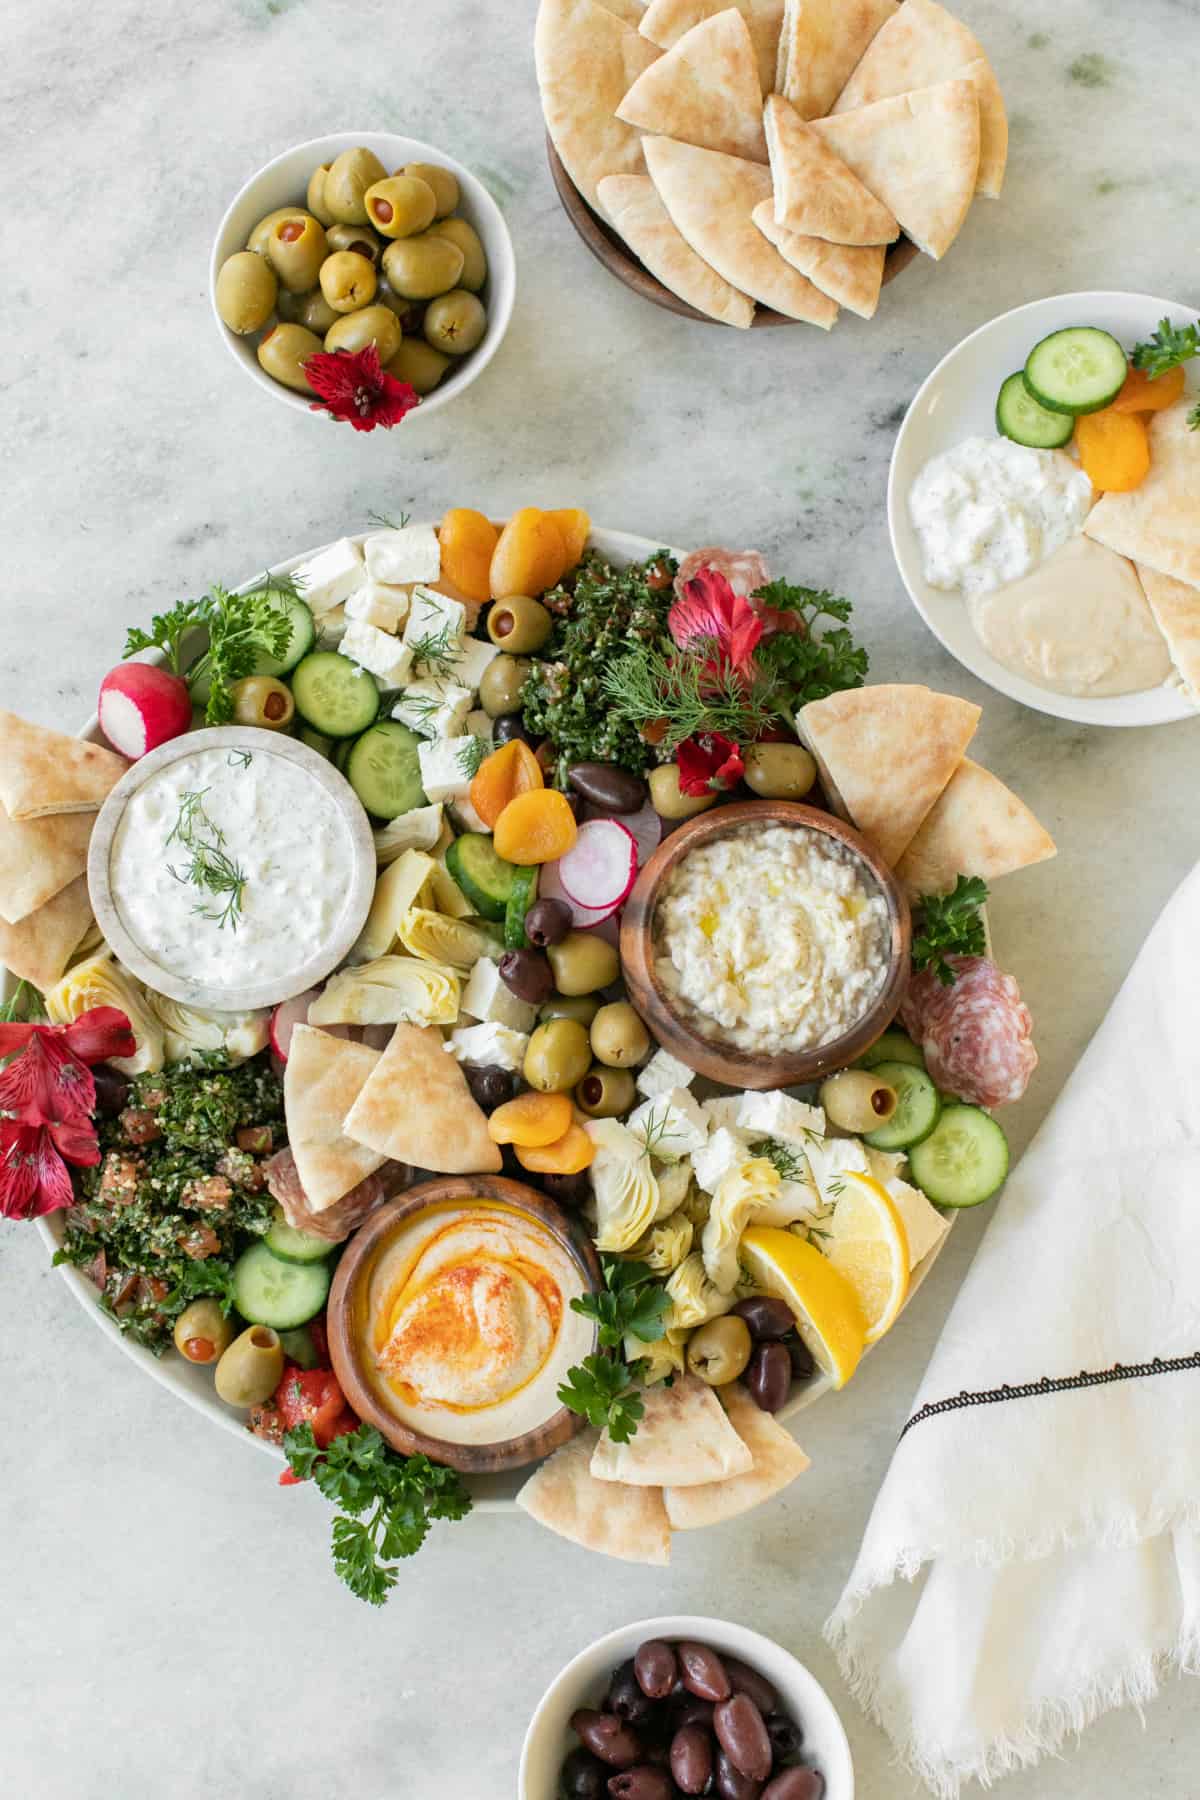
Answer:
327, 1177, 602, 1475
87, 726, 375, 1012
621, 800, 911, 1090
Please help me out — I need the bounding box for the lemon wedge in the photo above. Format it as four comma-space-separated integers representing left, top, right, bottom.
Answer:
739, 1227, 866, 1388
821, 1170, 910, 1345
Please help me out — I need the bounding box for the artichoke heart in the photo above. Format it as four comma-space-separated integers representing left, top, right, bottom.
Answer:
147, 993, 271, 1066
353, 849, 437, 962
664, 1251, 735, 1335
591, 1152, 661, 1253
627, 1330, 685, 1386
373, 803, 444, 866
428, 859, 473, 920
398, 906, 495, 971
627, 1209, 694, 1275
308, 954, 460, 1027
44, 951, 165, 1074
702, 1157, 779, 1293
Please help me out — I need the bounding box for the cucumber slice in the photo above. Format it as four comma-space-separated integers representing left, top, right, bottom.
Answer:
995, 372, 1075, 448
445, 833, 518, 922
855, 1029, 925, 1072
332, 736, 354, 772
1023, 327, 1127, 417
863, 1061, 941, 1151
264, 1206, 334, 1265
278, 1325, 321, 1369
291, 651, 379, 738
505, 866, 539, 949
298, 725, 335, 760
232, 1240, 330, 1329
253, 592, 316, 677
908, 1104, 1009, 1207
346, 721, 427, 820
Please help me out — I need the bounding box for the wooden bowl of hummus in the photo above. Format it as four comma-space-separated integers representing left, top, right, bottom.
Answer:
621, 800, 911, 1090
327, 1177, 603, 1475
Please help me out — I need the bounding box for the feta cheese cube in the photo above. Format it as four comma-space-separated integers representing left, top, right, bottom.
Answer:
636, 1048, 697, 1100
878, 1172, 951, 1270
461, 957, 537, 1032
692, 1126, 751, 1194
464, 710, 493, 742
416, 736, 476, 805
364, 525, 440, 587
447, 636, 499, 692
292, 538, 364, 617
583, 1117, 645, 1162
627, 1087, 709, 1161
756, 1176, 822, 1230
447, 1022, 528, 1072
701, 1095, 743, 1132
403, 584, 467, 656
804, 1135, 870, 1207
736, 1090, 825, 1147
392, 677, 473, 738
317, 604, 349, 647
339, 619, 413, 687
345, 580, 410, 633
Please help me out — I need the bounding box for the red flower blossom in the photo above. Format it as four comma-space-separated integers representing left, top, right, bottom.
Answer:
677, 733, 746, 797
0, 1006, 133, 1218
304, 344, 420, 433
669, 567, 763, 680
0, 1120, 76, 1219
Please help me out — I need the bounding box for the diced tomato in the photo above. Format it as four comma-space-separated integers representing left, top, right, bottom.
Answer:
275, 1365, 352, 1448
308, 1317, 330, 1365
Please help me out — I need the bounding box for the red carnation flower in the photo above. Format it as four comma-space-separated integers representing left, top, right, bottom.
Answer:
304, 344, 420, 432
677, 733, 745, 797
669, 567, 763, 680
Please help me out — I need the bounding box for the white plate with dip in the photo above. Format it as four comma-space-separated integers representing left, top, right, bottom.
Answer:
889, 290, 1199, 728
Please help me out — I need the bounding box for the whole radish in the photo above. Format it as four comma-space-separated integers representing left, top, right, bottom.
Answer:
98, 664, 192, 758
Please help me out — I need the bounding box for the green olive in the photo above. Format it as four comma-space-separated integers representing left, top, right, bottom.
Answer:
325, 221, 383, 263
383, 234, 464, 302
306, 162, 335, 227
256, 322, 322, 394
819, 1069, 898, 1135
173, 1298, 235, 1364
523, 1018, 593, 1093
324, 304, 402, 362
486, 595, 553, 655
274, 285, 307, 323
546, 930, 620, 997
575, 1063, 636, 1119
424, 288, 487, 355
687, 1314, 753, 1386
426, 216, 487, 291
246, 206, 319, 255
743, 742, 818, 800
266, 214, 329, 293
323, 146, 388, 224
386, 339, 449, 395
229, 675, 295, 731
214, 1325, 284, 1408
215, 250, 277, 334
297, 287, 341, 334
319, 250, 377, 314
365, 174, 437, 240
401, 162, 459, 218
479, 654, 531, 719
538, 993, 601, 1027
374, 271, 416, 325
648, 762, 718, 821
589, 1001, 650, 1069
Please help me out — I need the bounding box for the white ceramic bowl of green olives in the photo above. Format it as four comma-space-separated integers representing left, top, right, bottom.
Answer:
210, 132, 516, 420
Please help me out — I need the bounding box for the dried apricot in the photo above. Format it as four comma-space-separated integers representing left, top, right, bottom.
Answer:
515, 1119, 595, 1174
490, 507, 567, 599
439, 507, 498, 605
488, 1090, 573, 1148
546, 507, 590, 570
1110, 365, 1186, 414
1075, 408, 1151, 492
470, 739, 543, 828
493, 788, 579, 865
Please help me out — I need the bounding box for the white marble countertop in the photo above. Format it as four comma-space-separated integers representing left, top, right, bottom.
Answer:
3, 0, 1198, 1795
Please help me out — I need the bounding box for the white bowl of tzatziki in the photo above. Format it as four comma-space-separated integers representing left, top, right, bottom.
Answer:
88, 727, 376, 1011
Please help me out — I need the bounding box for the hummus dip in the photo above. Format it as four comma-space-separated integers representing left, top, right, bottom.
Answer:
361, 1201, 593, 1446
654, 823, 891, 1054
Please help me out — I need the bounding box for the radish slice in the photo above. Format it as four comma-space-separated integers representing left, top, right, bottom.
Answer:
98, 663, 193, 759
558, 819, 638, 912
270, 990, 321, 1061
581, 797, 662, 869
537, 858, 619, 928
581, 910, 621, 947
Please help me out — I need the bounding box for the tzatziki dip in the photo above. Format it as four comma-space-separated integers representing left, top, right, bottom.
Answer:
908, 435, 1092, 600
653, 823, 891, 1054
108, 743, 356, 995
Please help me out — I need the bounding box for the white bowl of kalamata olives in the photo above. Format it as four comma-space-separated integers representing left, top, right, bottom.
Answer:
519, 1617, 853, 1800
210, 132, 516, 420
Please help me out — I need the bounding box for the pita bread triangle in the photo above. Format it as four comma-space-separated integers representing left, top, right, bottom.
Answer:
775, 0, 898, 120
598, 0, 648, 22
642, 136, 838, 324
1084, 400, 1200, 590
590, 1372, 754, 1485
517, 1427, 671, 1564
0, 875, 93, 991
763, 94, 897, 245
811, 76, 980, 259
343, 1022, 502, 1174
752, 199, 885, 318
284, 1027, 386, 1213
599, 173, 755, 326
1135, 564, 1200, 704
664, 1380, 810, 1528
0, 712, 129, 820
640, 0, 784, 94
535, 0, 661, 211
0, 803, 94, 925
797, 683, 981, 869
895, 759, 1056, 899
617, 9, 767, 162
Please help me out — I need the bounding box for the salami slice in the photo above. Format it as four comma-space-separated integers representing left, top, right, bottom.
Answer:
900, 955, 1037, 1109
674, 546, 770, 600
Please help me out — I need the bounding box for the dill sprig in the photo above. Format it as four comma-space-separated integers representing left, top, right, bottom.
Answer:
367, 509, 412, 531
408, 620, 457, 678
600, 641, 783, 754
165, 789, 246, 931
455, 736, 487, 778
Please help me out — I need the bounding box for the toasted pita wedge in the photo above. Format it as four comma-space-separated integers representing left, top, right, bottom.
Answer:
590, 1372, 754, 1486
0, 803, 94, 925
1084, 401, 1200, 590
664, 1382, 810, 1528
763, 95, 897, 245
599, 173, 755, 326
617, 9, 767, 162
535, 0, 661, 210
284, 1027, 386, 1213
1136, 563, 1200, 704
343, 1022, 502, 1174
775, 0, 897, 120
0, 713, 128, 820
0, 875, 93, 990
797, 684, 980, 869
640, 0, 783, 93
811, 77, 980, 259
517, 1428, 671, 1564
599, 0, 647, 22
642, 137, 837, 325
895, 759, 1056, 898
752, 200, 885, 317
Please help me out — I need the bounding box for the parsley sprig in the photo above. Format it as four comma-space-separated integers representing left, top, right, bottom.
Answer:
1189, 399, 1200, 433
1130, 318, 1200, 379
0, 979, 45, 1024
558, 1259, 671, 1443
558, 1355, 649, 1444
912, 874, 989, 985
284, 1422, 472, 1606
124, 575, 298, 726
751, 580, 870, 706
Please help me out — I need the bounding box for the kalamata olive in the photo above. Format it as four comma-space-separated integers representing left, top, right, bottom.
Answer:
731, 1296, 796, 1341
633, 1639, 678, 1699
562, 1746, 608, 1798
525, 896, 572, 949
678, 1642, 731, 1703
761, 1770, 824, 1800
462, 1063, 515, 1112
499, 947, 554, 1005
541, 1169, 592, 1208
714, 1695, 772, 1783
670, 1694, 715, 1732
571, 1711, 643, 1769
492, 713, 531, 747
92, 1063, 131, 1116
764, 1714, 804, 1764
608, 1660, 657, 1727
782, 1334, 816, 1382
744, 1341, 793, 1413
568, 761, 648, 814
670, 1724, 714, 1794
606, 1769, 673, 1800
723, 1658, 778, 1717
715, 1747, 764, 1800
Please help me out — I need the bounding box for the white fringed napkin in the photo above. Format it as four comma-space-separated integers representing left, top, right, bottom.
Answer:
825, 862, 1200, 1795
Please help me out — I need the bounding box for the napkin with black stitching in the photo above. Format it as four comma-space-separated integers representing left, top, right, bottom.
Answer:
825, 862, 1200, 1797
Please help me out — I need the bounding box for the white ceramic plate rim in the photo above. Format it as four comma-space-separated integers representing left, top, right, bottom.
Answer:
888, 289, 1200, 727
